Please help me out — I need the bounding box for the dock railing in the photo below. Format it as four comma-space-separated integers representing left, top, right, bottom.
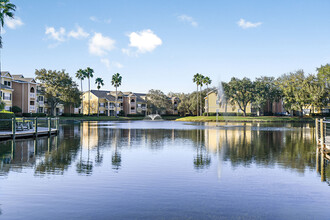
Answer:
0, 117, 60, 139
315, 118, 330, 159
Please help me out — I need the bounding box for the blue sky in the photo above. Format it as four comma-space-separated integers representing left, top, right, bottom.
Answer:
3, 0, 330, 93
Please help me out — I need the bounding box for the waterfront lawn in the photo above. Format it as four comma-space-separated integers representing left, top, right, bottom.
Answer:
176, 116, 315, 122
59, 115, 182, 121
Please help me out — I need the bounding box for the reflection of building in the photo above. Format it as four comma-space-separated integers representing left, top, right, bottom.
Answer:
82, 90, 147, 116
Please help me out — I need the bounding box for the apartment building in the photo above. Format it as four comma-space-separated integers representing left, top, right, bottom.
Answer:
0, 72, 14, 111
36, 84, 64, 115
82, 90, 147, 116
11, 75, 38, 113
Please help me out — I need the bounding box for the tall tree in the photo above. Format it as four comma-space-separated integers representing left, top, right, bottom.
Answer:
203, 76, 212, 116
193, 73, 201, 116
146, 89, 171, 114
35, 69, 81, 116
111, 73, 122, 118
0, 0, 15, 88
253, 76, 282, 116
199, 74, 204, 116
224, 77, 255, 116
95, 77, 104, 117
85, 67, 94, 115
75, 69, 86, 114
317, 64, 330, 88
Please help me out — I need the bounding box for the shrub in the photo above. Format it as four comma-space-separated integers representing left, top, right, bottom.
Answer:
22, 113, 47, 117
127, 114, 145, 117
202, 112, 217, 116
0, 110, 15, 131
12, 106, 22, 113
118, 110, 125, 116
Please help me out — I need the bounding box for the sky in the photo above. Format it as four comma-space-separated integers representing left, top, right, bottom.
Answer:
3, 0, 330, 93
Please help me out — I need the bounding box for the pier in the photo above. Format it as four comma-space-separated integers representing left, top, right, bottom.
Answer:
0, 117, 59, 140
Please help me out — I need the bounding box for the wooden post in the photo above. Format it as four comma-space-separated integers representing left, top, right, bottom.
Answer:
35, 117, 38, 137
48, 117, 51, 135
320, 119, 324, 149
315, 119, 319, 145
12, 118, 16, 139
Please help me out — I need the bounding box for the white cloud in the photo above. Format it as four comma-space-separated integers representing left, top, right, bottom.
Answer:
90, 16, 111, 24
127, 29, 162, 54
237, 19, 262, 29
45, 27, 66, 42
5, 17, 24, 29
178, 14, 198, 27
89, 33, 115, 56
68, 26, 89, 39
101, 58, 123, 70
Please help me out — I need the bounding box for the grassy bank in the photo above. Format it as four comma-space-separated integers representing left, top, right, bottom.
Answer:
59, 115, 182, 122
175, 116, 315, 122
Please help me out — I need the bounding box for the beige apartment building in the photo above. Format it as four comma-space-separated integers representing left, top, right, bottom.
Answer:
83, 90, 147, 116
11, 75, 38, 114
0, 72, 14, 111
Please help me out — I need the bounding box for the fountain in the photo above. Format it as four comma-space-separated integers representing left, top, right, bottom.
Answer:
144, 114, 163, 121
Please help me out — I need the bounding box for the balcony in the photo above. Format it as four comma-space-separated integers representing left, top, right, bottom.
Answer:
39, 101, 44, 105
107, 106, 115, 110
30, 106, 35, 110
30, 93, 36, 98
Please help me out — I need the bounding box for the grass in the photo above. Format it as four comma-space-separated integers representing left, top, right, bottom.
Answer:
175, 116, 315, 122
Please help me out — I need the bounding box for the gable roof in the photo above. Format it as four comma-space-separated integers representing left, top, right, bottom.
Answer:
90, 90, 116, 101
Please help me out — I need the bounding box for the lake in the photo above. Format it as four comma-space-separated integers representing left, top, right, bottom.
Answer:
0, 121, 329, 220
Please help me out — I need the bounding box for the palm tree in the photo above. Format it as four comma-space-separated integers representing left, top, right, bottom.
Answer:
95, 77, 104, 117
203, 76, 212, 116
111, 73, 122, 118
85, 67, 94, 115
198, 74, 204, 116
193, 73, 201, 116
75, 69, 86, 114
0, 0, 16, 87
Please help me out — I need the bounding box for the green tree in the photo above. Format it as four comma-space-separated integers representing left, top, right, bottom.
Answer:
0, 0, 15, 91
75, 69, 86, 114
84, 67, 94, 115
305, 74, 328, 113
35, 69, 81, 116
111, 73, 122, 117
276, 70, 309, 115
253, 76, 282, 116
147, 89, 171, 114
317, 64, 330, 88
224, 77, 255, 116
193, 73, 201, 116
95, 77, 104, 117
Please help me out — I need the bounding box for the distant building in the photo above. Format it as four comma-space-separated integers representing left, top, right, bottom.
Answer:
36, 84, 64, 116
0, 72, 14, 111
11, 75, 37, 113
82, 90, 147, 116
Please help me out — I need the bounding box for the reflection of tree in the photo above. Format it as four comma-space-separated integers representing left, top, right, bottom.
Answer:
112, 152, 121, 170
35, 138, 80, 175
76, 124, 93, 176
193, 129, 211, 170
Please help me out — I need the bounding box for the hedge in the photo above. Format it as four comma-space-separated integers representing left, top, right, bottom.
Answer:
0, 111, 15, 131
127, 114, 145, 117
61, 113, 84, 117
22, 113, 47, 117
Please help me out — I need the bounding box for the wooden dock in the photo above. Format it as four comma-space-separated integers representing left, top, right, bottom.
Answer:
0, 117, 59, 140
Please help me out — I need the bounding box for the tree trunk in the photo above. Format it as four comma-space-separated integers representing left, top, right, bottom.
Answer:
97, 91, 99, 117
207, 85, 209, 117
115, 87, 118, 117
81, 79, 83, 115
196, 84, 199, 116
88, 77, 90, 116
243, 107, 246, 117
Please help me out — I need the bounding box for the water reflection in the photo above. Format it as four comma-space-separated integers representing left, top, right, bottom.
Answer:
0, 121, 327, 184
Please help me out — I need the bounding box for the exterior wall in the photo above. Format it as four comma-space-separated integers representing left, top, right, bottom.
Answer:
12, 81, 37, 113
206, 92, 252, 114
136, 102, 147, 115
1, 88, 13, 111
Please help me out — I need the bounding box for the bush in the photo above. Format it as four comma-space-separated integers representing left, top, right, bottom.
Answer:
12, 106, 22, 113
118, 110, 125, 116
22, 113, 47, 117
0, 110, 15, 131
202, 112, 217, 116
161, 114, 179, 117
311, 113, 330, 117
127, 114, 145, 117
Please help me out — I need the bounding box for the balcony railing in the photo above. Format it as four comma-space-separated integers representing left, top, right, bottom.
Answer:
30, 93, 36, 98
39, 101, 44, 105
30, 106, 35, 110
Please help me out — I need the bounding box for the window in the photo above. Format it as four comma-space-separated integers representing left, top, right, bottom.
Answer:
38, 107, 43, 113
30, 87, 35, 93
30, 101, 35, 105
38, 96, 44, 101
5, 106, 10, 111
131, 99, 135, 102
3, 93, 11, 100
4, 81, 11, 87
131, 107, 135, 110
138, 104, 141, 108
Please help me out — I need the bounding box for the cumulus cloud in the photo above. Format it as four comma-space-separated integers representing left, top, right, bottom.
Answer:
89, 33, 115, 56
5, 17, 24, 29
126, 29, 162, 54
68, 26, 89, 39
101, 58, 123, 69
45, 27, 66, 42
237, 19, 262, 29
178, 14, 198, 27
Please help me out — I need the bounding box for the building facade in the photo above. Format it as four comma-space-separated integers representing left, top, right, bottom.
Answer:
82, 90, 147, 116
0, 72, 14, 111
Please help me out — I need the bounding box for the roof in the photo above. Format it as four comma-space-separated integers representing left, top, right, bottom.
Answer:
90, 90, 116, 101
13, 77, 36, 84
135, 93, 147, 103
1, 71, 12, 78
0, 84, 13, 90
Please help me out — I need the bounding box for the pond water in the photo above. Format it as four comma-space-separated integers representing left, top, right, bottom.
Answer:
0, 121, 329, 220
